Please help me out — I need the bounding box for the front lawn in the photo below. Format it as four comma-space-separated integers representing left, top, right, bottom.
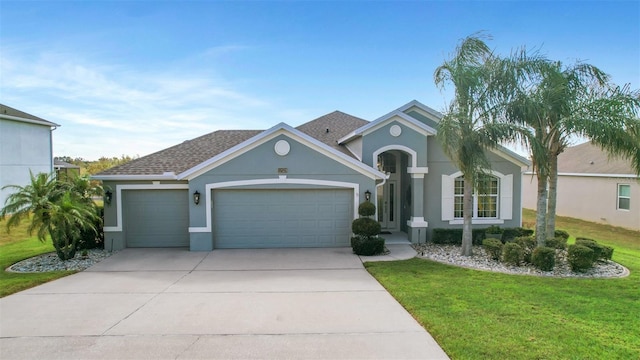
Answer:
0, 219, 75, 298
366, 209, 640, 359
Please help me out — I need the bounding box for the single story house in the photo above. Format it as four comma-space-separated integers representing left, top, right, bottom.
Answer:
523, 142, 639, 231
0, 104, 59, 207
54, 159, 81, 180
94, 100, 530, 251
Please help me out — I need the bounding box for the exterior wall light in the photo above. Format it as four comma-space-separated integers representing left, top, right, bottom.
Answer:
364, 190, 371, 202
104, 190, 113, 205
193, 190, 201, 205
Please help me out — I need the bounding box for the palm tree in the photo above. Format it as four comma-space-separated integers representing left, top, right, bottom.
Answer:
435, 34, 519, 256
1, 172, 100, 260
505, 59, 640, 244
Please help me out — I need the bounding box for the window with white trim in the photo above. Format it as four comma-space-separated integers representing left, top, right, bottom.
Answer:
441, 171, 512, 223
453, 175, 499, 219
617, 184, 630, 210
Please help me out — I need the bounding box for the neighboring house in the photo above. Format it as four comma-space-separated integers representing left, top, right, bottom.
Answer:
93, 100, 530, 251
54, 159, 81, 180
0, 104, 59, 208
522, 142, 640, 231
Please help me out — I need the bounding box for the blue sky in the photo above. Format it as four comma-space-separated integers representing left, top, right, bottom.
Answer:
1, 1, 638, 160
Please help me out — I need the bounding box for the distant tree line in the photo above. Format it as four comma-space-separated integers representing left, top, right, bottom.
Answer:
55, 155, 138, 175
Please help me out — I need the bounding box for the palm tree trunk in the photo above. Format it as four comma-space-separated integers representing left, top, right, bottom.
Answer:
535, 172, 548, 247
461, 178, 474, 256
545, 153, 558, 240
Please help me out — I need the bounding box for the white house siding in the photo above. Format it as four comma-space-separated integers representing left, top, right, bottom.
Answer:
522, 174, 640, 231
0, 119, 54, 207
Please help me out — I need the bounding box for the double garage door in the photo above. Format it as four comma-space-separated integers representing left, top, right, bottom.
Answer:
213, 189, 353, 248
123, 188, 353, 249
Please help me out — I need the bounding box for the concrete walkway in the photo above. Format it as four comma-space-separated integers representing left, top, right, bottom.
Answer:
0, 247, 448, 359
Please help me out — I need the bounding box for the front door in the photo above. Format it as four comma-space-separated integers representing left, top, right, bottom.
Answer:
377, 180, 398, 230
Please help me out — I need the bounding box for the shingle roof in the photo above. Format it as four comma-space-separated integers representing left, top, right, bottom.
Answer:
558, 142, 635, 175
96, 111, 369, 176
98, 130, 262, 176
0, 103, 59, 127
295, 111, 369, 157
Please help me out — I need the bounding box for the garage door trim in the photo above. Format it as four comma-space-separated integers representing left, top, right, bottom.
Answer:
104, 183, 189, 232
189, 177, 361, 233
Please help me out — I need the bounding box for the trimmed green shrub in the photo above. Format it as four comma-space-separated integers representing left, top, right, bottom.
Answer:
483, 238, 503, 261
485, 225, 503, 234
532, 247, 556, 271
352, 218, 381, 237
575, 238, 614, 261
432, 228, 485, 245
502, 227, 535, 243
554, 229, 570, 240
502, 242, 524, 266
351, 202, 385, 256
544, 236, 567, 250
351, 235, 385, 256
575, 238, 602, 261
514, 236, 536, 263
568, 244, 595, 272
601, 245, 614, 261
358, 201, 376, 217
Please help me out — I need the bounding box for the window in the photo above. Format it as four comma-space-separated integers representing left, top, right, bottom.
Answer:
453, 175, 499, 219
618, 184, 630, 210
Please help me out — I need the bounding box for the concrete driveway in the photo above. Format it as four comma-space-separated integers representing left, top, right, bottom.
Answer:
0, 247, 449, 359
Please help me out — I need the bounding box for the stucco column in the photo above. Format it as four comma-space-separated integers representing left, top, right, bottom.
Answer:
407, 168, 428, 243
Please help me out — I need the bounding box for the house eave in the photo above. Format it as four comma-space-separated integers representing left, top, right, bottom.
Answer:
523, 171, 639, 179
91, 173, 178, 181
1, 114, 60, 128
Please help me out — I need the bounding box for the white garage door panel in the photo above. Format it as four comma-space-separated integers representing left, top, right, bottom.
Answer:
124, 190, 189, 247
214, 189, 353, 248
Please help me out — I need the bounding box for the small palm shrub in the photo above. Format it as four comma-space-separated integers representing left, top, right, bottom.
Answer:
482, 238, 503, 261
502, 242, 524, 266
568, 244, 595, 272
532, 247, 556, 271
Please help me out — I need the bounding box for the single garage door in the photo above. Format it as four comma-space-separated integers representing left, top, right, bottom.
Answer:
213, 189, 353, 248
123, 189, 189, 247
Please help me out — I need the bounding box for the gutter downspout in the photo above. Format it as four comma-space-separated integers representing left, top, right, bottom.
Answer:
50, 125, 58, 176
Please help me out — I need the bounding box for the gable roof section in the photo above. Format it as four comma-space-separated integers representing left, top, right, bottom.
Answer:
338, 109, 438, 145
0, 104, 60, 127
179, 122, 386, 180
557, 142, 637, 176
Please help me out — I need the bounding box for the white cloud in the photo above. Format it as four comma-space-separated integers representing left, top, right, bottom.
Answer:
0, 46, 293, 160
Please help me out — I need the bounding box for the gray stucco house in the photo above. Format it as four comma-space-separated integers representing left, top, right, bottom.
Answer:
0, 104, 59, 208
94, 100, 530, 251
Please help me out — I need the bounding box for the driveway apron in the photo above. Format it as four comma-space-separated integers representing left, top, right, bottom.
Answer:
0, 248, 449, 359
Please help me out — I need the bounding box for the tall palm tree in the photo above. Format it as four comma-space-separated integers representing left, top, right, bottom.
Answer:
505, 59, 640, 244
1, 172, 100, 260
435, 34, 518, 256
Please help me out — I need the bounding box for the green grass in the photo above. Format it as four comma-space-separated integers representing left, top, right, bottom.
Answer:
366, 209, 640, 359
0, 218, 76, 298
